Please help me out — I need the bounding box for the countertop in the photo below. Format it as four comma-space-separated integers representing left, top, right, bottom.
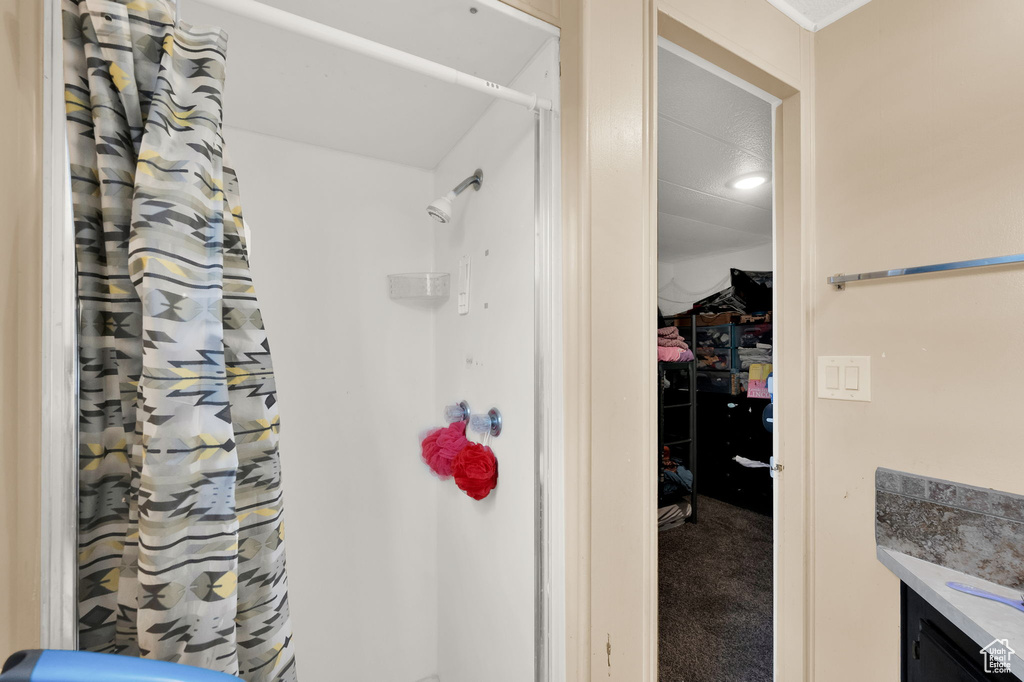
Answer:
878, 546, 1024, 679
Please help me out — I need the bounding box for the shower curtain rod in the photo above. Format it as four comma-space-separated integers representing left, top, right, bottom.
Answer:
184, 0, 554, 113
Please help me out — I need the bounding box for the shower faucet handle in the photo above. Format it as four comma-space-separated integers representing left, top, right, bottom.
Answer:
444, 401, 471, 424
469, 408, 503, 437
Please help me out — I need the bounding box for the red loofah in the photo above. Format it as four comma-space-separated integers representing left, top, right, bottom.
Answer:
451, 442, 499, 501
421, 421, 469, 479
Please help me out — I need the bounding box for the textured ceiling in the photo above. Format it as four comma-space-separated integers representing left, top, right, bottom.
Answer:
179, 0, 555, 169
658, 47, 773, 263
765, 0, 873, 31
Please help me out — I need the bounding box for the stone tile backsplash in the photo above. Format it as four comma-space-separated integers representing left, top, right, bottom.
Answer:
875, 468, 1024, 590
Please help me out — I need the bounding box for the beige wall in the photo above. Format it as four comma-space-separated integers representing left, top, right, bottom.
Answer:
653, 3, 1024, 679
659, 0, 807, 88
499, 0, 561, 27
814, 0, 1024, 678
0, 0, 42, 656
548, 0, 1024, 679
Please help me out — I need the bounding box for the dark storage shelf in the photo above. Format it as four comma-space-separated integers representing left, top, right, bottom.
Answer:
693, 392, 773, 516
660, 315, 774, 518
658, 316, 698, 524
659, 360, 696, 370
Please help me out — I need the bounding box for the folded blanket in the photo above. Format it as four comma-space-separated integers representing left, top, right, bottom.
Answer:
658, 347, 695, 362
658, 346, 682, 362
738, 347, 772, 369
658, 326, 679, 338
658, 337, 689, 349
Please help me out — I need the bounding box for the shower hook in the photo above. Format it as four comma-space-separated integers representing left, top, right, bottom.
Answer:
469, 408, 503, 437
443, 401, 471, 424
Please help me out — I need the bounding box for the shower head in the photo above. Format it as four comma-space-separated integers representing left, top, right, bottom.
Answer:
427, 192, 455, 224
427, 169, 483, 224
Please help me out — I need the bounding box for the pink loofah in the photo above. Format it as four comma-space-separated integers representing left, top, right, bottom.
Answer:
421, 421, 470, 479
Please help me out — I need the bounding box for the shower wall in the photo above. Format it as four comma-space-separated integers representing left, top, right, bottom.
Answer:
225, 128, 440, 682
433, 40, 558, 682
223, 38, 557, 682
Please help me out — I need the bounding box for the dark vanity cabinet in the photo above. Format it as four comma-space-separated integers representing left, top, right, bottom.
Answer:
902, 583, 1006, 681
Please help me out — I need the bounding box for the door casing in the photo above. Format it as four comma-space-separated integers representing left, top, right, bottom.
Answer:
553, 0, 815, 678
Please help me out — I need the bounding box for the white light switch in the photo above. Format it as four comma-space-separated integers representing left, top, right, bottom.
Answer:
818, 356, 871, 401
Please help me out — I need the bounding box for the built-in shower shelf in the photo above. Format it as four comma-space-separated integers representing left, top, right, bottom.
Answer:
388, 272, 450, 301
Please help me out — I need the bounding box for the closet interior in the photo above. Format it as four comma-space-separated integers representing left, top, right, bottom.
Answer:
655, 40, 776, 682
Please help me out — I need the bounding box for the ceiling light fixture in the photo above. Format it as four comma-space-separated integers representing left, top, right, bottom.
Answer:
729, 172, 769, 190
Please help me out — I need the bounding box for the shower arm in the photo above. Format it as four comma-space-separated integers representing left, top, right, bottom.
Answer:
451, 173, 483, 197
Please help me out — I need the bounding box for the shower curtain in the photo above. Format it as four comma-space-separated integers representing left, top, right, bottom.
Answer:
64, 1, 296, 679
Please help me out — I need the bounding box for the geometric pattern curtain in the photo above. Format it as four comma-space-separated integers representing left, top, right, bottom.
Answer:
63, 1, 297, 678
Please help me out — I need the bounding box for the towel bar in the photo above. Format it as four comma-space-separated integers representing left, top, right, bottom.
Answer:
828, 252, 1024, 289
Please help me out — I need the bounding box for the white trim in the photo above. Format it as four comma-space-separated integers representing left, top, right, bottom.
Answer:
40, 0, 79, 650
770, 90, 780, 682
657, 37, 782, 106
812, 0, 874, 31
187, 0, 553, 112
764, 0, 817, 32
765, 0, 874, 32
473, 0, 560, 38
535, 104, 565, 682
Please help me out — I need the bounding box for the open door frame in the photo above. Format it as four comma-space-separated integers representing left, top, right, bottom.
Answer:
555, 0, 816, 678
656, 13, 814, 681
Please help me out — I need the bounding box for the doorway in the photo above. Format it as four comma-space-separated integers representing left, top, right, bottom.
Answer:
655, 37, 780, 682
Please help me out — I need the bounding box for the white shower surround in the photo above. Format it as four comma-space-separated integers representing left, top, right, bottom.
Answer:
227, 130, 441, 680
223, 38, 559, 682
38, 0, 561, 675
432, 40, 559, 682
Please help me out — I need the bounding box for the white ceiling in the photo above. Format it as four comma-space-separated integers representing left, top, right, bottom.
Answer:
179, 0, 555, 169
658, 47, 773, 263
765, 0, 873, 31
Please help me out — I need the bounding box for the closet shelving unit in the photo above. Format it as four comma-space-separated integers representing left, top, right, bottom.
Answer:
658, 316, 698, 524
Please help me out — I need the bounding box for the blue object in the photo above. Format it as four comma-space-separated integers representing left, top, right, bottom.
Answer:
661, 467, 693, 495
761, 403, 773, 433
946, 582, 1024, 614
1, 651, 239, 682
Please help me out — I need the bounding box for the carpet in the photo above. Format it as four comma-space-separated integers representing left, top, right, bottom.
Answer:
659, 495, 773, 682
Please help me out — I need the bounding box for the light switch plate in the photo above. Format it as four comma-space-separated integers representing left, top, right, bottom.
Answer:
817, 356, 871, 401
